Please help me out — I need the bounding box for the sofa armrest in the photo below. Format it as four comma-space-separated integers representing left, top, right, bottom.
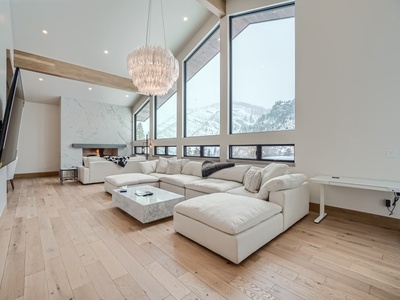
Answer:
269, 182, 309, 231
78, 166, 90, 184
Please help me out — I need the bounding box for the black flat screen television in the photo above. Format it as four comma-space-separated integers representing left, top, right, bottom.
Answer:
0, 67, 25, 169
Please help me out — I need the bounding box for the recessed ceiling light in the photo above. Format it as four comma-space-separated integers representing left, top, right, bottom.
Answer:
183, 16, 188, 22
104, 50, 109, 54
88, 87, 92, 91
42, 30, 48, 35
126, 95, 129, 98
39, 78, 43, 81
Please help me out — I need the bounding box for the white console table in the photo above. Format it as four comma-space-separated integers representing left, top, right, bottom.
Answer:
310, 175, 400, 223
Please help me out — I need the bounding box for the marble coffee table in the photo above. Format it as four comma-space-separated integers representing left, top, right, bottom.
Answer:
111, 185, 185, 223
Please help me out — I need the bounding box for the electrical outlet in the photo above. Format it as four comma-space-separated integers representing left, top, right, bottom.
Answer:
385, 199, 391, 207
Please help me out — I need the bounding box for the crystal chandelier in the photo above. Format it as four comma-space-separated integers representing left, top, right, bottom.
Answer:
127, 0, 179, 96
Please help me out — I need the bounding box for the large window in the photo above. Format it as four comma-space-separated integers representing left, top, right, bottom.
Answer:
134, 100, 150, 141
230, 144, 295, 163
155, 83, 177, 139
230, 4, 295, 134
184, 27, 220, 137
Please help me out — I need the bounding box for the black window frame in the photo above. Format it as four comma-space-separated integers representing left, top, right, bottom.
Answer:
183, 145, 220, 158
229, 144, 295, 163
229, 3, 295, 135
183, 25, 220, 138
134, 145, 149, 155
154, 83, 177, 140
134, 99, 150, 141
154, 146, 177, 156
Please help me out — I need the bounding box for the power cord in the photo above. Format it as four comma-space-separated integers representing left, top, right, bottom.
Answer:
387, 192, 399, 215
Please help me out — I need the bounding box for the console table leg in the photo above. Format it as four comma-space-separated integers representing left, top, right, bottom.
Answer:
314, 184, 327, 223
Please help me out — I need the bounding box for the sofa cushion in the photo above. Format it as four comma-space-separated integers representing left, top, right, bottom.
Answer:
185, 178, 243, 194
181, 161, 203, 177
226, 186, 257, 198
208, 165, 251, 183
149, 172, 169, 180
139, 160, 157, 174
264, 173, 307, 192
156, 157, 177, 174
243, 166, 262, 193
174, 193, 282, 235
160, 174, 201, 188
105, 173, 159, 186
260, 163, 289, 186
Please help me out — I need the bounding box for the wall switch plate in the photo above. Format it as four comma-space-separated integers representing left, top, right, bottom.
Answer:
386, 149, 398, 158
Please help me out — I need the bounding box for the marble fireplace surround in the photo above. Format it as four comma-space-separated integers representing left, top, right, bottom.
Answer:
60, 97, 132, 168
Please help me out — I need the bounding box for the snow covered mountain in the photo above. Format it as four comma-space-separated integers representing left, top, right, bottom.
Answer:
156, 99, 295, 137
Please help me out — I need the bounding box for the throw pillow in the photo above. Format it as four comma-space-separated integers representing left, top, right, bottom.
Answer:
263, 173, 307, 192
156, 156, 177, 173
139, 160, 157, 174
260, 163, 289, 187
166, 160, 182, 174
243, 167, 262, 193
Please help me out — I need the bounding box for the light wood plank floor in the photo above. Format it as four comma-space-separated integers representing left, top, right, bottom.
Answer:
1, 176, 399, 300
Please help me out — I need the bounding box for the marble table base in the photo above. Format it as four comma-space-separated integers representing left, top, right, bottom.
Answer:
112, 185, 185, 223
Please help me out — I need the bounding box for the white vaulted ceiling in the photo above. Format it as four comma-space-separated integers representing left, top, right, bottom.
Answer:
9, 0, 215, 106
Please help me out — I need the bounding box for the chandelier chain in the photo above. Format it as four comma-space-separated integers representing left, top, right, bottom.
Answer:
160, 0, 167, 48
145, 0, 152, 45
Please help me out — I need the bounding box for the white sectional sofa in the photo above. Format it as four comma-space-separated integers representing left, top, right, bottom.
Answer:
78, 156, 146, 184
104, 157, 309, 264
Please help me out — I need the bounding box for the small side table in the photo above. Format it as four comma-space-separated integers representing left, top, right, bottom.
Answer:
60, 167, 78, 184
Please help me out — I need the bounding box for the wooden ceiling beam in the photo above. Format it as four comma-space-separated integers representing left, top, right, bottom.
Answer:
13, 49, 138, 93
197, 0, 226, 18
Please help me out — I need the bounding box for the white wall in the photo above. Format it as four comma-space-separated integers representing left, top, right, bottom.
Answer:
296, 0, 400, 219
16, 101, 60, 174
0, 0, 13, 217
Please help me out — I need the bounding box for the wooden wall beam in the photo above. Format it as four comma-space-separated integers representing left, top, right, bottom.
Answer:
13, 49, 138, 93
197, 0, 226, 18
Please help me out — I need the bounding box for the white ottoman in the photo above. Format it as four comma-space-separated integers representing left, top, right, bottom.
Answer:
104, 173, 159, 194
173, 193, 284, 264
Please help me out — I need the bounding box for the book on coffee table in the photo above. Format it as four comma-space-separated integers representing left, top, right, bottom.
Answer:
135, 190, 153, 196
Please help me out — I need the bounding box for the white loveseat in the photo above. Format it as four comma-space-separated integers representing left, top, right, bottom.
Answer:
104, 157, 309, 264
78, 156, 146, 184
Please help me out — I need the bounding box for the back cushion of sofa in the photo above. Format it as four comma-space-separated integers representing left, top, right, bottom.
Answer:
260, 163, 289, 186
156, 157, 177, 173
139, 160, 157, 174
208, 165, 251, 183
84, 156, 104, 167
181, 161, 203, 177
